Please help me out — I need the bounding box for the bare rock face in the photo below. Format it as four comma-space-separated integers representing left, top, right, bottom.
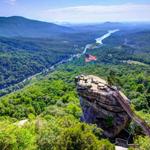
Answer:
75, 75, 131, 138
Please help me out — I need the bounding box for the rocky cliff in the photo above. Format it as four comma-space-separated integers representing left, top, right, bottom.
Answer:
75, 75, 131, 138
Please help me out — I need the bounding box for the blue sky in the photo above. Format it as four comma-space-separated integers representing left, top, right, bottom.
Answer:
0, 0, 150, 23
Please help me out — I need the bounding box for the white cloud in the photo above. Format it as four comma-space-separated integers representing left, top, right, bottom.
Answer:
5, 0, 17, 5
39, 4, 150, 23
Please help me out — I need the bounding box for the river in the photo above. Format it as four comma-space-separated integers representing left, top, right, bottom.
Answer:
0, 29, 119, 94
49, 29, 119, 69
96, 29, 119, 44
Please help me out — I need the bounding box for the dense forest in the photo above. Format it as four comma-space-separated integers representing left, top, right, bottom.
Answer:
0, 60, 150, 149
0, 17, 150, 149
0, 23, 107, 92
1, 21, 150, 94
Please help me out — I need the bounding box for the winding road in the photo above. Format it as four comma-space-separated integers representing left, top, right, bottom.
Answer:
0, 29, 119, 95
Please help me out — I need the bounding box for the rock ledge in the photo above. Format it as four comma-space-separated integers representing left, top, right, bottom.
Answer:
75, 75, 131, 138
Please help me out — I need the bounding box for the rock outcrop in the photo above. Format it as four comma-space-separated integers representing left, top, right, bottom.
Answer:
75, 75, 131, 138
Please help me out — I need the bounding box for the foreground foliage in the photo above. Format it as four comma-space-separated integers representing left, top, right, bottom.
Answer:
0, 61, 149, 149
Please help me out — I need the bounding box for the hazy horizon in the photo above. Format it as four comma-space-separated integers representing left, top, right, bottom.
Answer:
0, 0, 150, 23
1, 15, 150, 25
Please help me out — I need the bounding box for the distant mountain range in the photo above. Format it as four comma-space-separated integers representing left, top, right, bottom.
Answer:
0, 16, 73, 37
1, 16, 150, 38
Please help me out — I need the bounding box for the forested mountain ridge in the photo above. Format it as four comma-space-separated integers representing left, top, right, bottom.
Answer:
0, 16, 73, 37
0, 37, 77, 91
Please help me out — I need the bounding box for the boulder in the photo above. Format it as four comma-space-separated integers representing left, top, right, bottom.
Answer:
75, 75, 131, 138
